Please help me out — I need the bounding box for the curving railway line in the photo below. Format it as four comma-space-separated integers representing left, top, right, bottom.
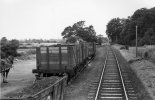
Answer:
88, 46, 137, 100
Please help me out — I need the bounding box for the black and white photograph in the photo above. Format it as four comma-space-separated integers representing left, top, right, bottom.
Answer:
0, 0, 155, 100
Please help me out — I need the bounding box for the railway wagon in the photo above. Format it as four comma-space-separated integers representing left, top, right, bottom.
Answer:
32, 42, 96, 78
88, 43, 96, 58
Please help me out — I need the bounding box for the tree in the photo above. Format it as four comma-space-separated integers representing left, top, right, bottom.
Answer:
126, 7, 155, 45
1, 37, 8, 45
61, 21, 97, 43
8, 39, 20, 56
139, 28, 154, 45
106, 18, 124, 43
107, 7, 155, 46
1, 37, 20, 58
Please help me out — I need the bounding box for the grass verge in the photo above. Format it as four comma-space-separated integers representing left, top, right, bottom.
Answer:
113, 48, 153, 100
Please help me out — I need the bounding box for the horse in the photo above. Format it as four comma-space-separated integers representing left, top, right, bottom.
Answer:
0, 56, 14, 83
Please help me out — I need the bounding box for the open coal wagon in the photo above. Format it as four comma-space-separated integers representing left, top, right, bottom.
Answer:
32, 42, 96, 79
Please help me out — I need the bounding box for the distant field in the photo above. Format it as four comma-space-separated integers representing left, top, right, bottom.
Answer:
18, 43, 59, 54
17, 48, 36, 54
19, 43, 58, 48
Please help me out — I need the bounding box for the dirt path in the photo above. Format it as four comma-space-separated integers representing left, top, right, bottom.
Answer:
0, 59, 36, 98
64, 46, 107, 100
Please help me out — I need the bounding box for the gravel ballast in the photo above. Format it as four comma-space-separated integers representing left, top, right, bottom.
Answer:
64, 46, 107, 100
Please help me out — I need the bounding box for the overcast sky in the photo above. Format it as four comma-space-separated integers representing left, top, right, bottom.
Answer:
0, 0, 155, 40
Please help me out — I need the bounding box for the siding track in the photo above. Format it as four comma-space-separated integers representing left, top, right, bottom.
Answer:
88, 46, 137, 100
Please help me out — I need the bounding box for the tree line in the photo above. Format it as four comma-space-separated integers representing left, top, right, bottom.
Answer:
106, 7, 155, 46
19, 39, 61, 44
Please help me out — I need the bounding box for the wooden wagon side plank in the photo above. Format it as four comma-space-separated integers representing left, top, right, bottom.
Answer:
46, 47, 50, 71
36, 47, 41, 73
58, 44, 62, 70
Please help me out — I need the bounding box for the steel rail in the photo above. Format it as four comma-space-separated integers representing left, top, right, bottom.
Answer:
113, 48, 129, 100
94, 47, 109, 100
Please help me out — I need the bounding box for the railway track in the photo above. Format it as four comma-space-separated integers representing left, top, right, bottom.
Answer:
88, 46, 137, 100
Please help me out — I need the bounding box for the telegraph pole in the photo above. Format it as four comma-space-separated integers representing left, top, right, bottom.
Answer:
136, 25, 138, 57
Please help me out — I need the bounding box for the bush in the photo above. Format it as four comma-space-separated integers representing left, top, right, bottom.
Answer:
125, 45, 129, 50
143, 48, 155, 60
143, 51, 149, 59
120, 45, 129, 50
120, 46, 126, 50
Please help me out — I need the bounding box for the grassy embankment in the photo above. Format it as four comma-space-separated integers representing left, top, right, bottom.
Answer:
129, 45, 155, 63
113, 44, 155, 100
